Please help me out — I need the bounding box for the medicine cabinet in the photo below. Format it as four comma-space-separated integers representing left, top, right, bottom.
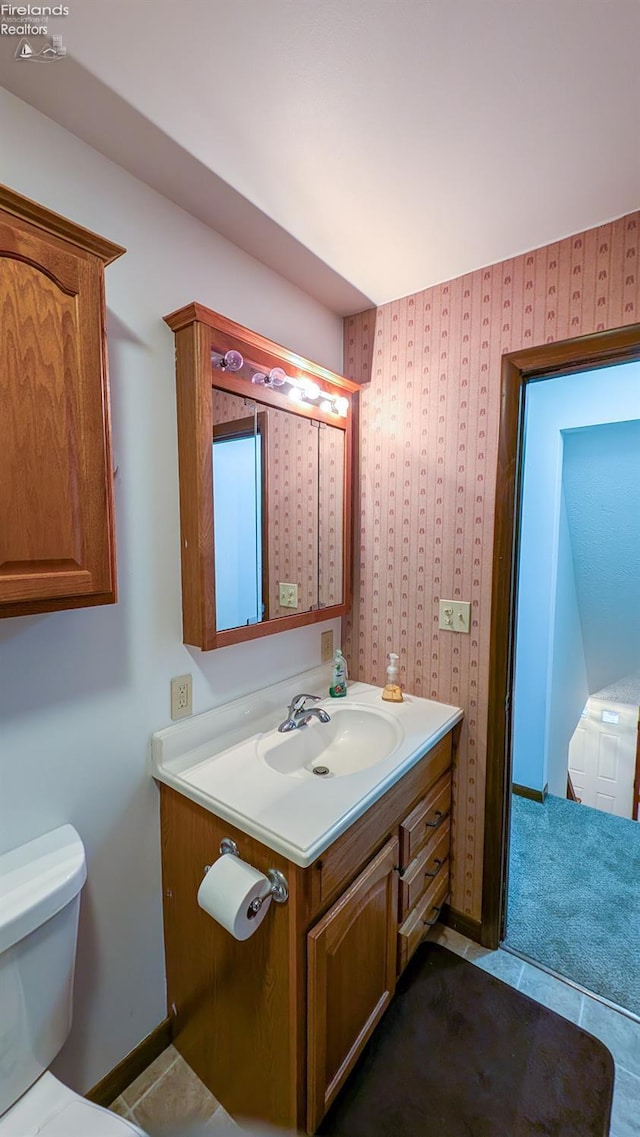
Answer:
163, 302, 359, 650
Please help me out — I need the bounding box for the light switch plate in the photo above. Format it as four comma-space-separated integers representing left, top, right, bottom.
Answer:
438, 599, 471, 634
279, 582, 299, 609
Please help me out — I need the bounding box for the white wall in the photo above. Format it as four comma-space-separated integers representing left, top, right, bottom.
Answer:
562, 418, 640, 692
0, 89, 344, 1093
546, 489, 589, 796
512, 360, 640, 793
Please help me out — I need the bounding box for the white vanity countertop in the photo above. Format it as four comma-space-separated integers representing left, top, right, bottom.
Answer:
152, 665, 463, 867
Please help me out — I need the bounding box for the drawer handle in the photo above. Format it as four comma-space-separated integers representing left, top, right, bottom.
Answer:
425, 809, 443, 829
423, 904, 443, 928
424, 858, 442, 879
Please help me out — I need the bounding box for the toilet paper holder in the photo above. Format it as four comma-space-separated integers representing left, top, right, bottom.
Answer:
203, 837, 289, 908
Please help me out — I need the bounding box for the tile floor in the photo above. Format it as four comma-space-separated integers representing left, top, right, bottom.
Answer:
109, 1045, 238, 1134
110, 927, 640, 1136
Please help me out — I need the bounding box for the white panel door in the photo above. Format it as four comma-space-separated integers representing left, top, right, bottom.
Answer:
568, 698, 638, 818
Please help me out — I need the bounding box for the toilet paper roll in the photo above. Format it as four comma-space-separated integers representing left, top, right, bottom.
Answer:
197, 855, 272, 940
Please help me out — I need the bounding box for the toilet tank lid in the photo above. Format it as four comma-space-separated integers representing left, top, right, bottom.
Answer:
0, 825, 87, 954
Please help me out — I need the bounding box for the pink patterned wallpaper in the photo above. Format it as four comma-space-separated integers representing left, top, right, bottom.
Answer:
318, 425, 345, 609
343, 212, 639, 921
268, 410, 319, 617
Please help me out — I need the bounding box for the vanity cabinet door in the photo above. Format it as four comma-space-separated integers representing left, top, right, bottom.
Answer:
0, 188, 124, 617
307, 836, 398, 1132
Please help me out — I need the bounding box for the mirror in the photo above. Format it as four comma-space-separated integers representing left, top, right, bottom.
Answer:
212, 388, 346, 633
164, 300, 358, 650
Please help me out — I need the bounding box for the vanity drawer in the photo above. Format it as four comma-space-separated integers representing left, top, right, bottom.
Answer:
399, 818, 450, 922
313, 733, 452, 912
397, 861, 449, 973
399, 771, 451, 868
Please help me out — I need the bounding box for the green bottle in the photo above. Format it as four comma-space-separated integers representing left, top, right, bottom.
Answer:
330, 648, 348, 698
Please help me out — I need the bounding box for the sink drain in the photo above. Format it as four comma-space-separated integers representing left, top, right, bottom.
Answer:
312, 765, 331, 777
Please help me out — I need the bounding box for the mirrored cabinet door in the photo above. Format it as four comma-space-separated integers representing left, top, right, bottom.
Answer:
164, 301, 359, 650
318, 423, 345, 610
267, 410, 320, 620
212, 392, 263, 631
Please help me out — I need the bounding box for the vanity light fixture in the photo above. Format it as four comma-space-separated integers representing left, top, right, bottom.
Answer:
212, 344, 348, 417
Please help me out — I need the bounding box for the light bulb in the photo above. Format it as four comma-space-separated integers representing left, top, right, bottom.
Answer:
287, 386, 304, 404
212, 349, 244, 371
251, 371, 268, 385
320, 399, 333, 413
268, 367, 286, 387
335, 396, 349, 417
300, 379, 321, 401
224, 350, 243, 372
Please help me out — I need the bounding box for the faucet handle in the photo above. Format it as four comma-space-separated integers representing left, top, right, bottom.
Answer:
289, 692, 321, 714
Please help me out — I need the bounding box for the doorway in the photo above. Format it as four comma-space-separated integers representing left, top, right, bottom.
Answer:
482, 323, 640, 960
498, 361, 640, 1011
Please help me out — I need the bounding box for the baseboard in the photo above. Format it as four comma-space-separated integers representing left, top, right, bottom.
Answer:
85, 1017, 172, 1107
513, 782, 547, 804
443, 905, 483, 944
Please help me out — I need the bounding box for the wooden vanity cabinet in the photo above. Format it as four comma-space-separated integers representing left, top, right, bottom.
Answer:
0, 185, 125, 617
159, 729, 455, 1134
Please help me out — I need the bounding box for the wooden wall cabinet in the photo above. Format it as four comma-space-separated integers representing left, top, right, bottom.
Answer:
160, 729, 456, 1133
0, 185, 125, 618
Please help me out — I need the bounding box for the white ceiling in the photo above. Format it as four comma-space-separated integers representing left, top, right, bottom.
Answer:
1, 0, 639, 314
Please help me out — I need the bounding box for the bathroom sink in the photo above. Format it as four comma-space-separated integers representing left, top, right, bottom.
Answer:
257, 704, 404, 778
152, 669, 463, 866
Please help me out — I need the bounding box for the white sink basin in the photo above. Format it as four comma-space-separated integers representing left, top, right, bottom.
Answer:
257, 704, 404, 779
152, 669, 463, 867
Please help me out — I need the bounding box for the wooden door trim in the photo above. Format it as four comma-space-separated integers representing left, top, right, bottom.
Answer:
482, 322, 640, 948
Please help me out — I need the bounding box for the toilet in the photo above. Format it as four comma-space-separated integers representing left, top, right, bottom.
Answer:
0, 825, 146, 1135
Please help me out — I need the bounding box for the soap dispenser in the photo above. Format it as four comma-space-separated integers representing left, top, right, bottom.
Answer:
381, 652, 404, 702
329, 648, 348, 698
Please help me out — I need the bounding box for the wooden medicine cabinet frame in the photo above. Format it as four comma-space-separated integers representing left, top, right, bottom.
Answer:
163, 302, 360, 650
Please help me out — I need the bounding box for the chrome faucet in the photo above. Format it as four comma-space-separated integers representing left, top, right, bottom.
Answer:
278, 693, 331, 733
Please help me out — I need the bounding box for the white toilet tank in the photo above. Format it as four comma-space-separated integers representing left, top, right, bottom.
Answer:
0, 825, 87, 1117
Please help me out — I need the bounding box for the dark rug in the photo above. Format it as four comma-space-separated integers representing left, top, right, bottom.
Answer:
318, 944, 614, 1137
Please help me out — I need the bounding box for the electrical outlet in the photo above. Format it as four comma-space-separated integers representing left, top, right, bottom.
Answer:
438, 599, 471, 634
321, 629, 334, 662
279, 582, 299, 609
170, 674, 192, 719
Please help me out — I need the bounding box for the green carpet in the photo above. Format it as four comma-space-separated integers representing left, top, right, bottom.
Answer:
505, 794, 640, 1015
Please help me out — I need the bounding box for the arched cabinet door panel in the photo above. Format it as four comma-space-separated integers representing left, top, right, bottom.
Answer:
0, 185, 125, 617
307, 836, 399, 1132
